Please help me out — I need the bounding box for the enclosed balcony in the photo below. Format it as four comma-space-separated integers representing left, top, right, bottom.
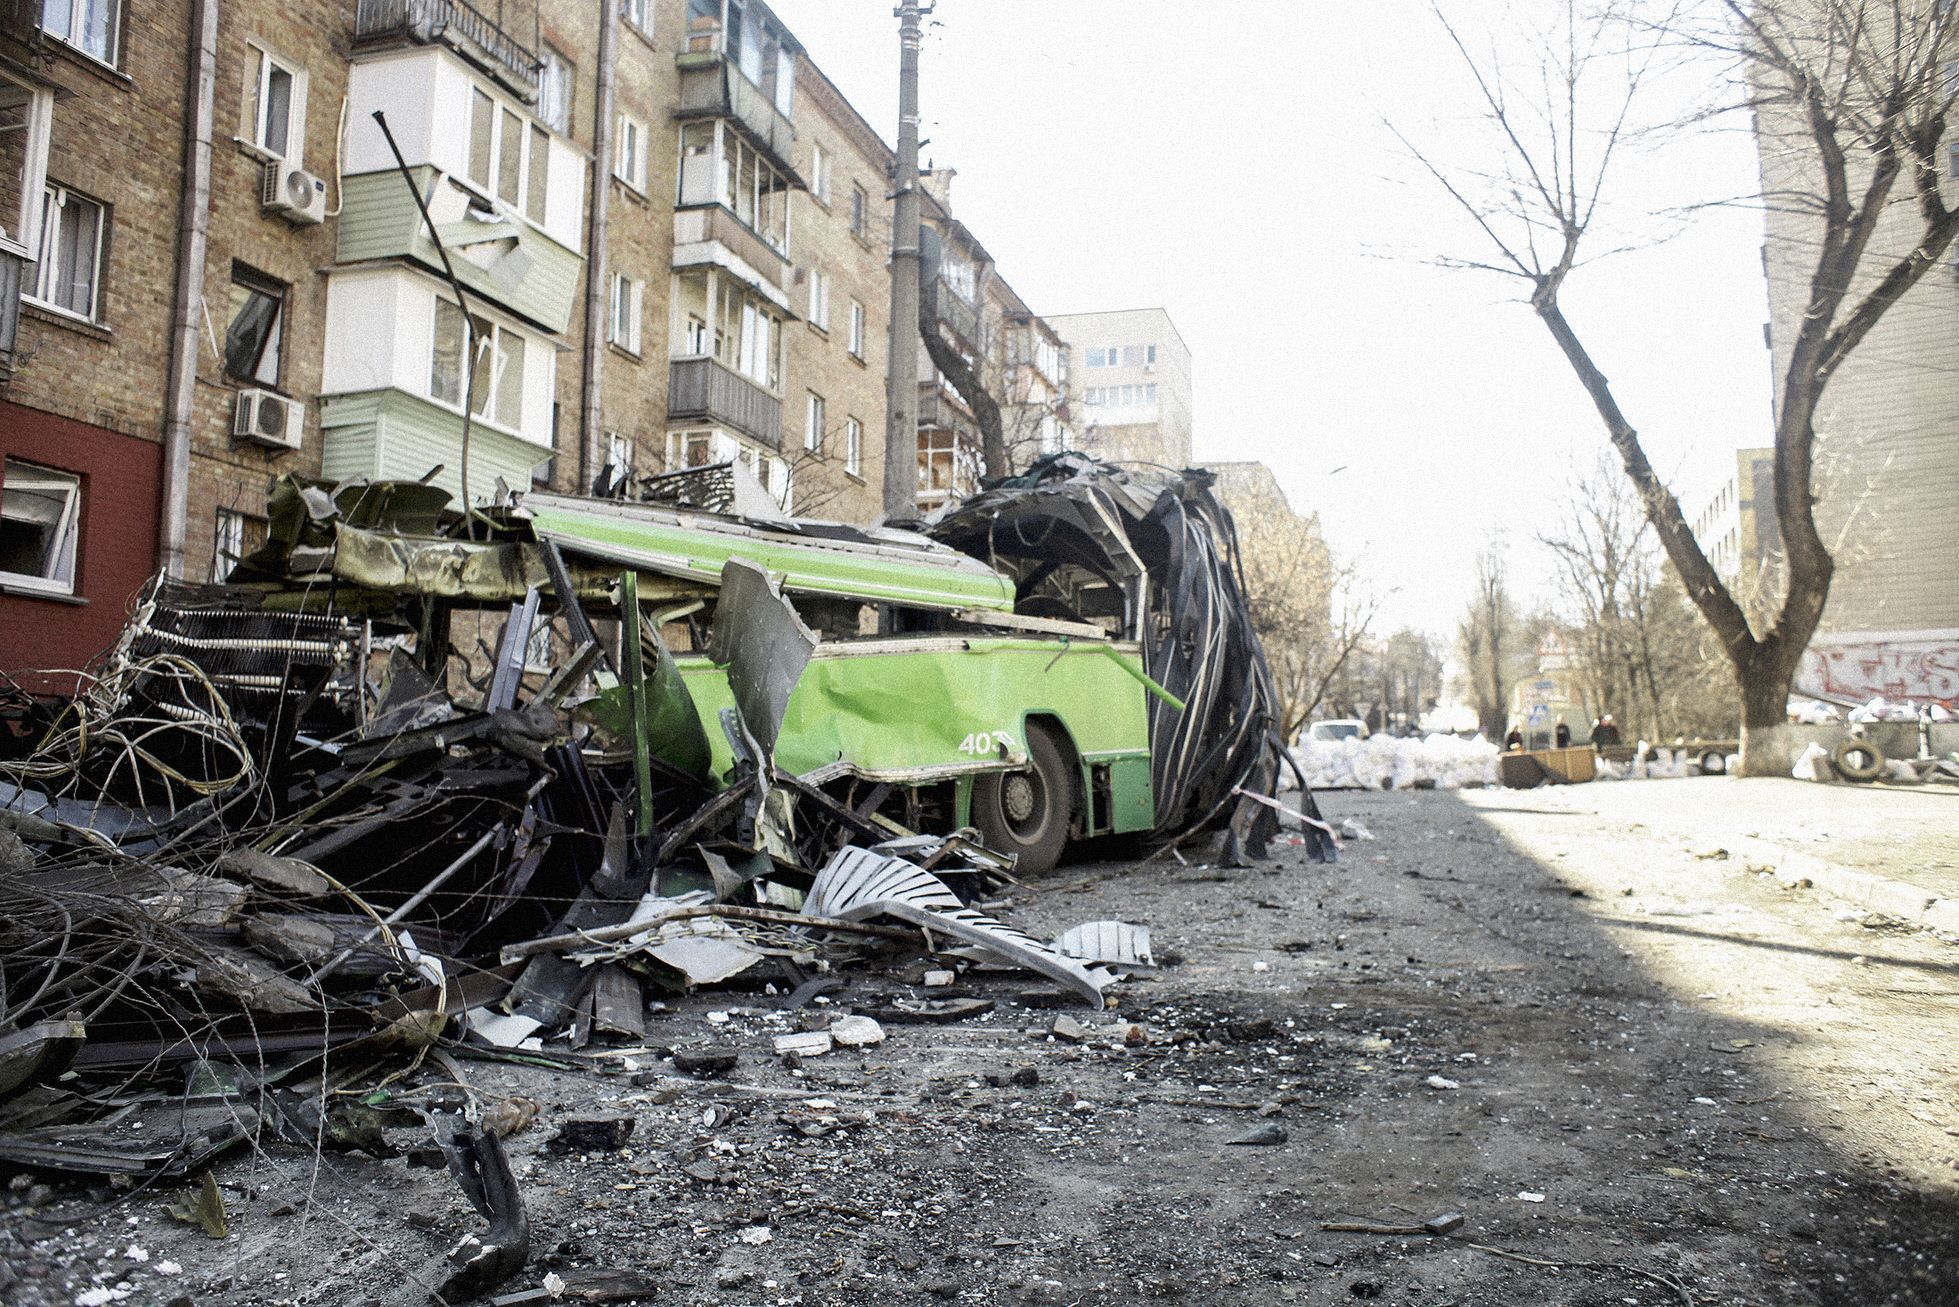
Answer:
675, 0, 801, 177
668, 355, 782, 450
354, 0, 541, 100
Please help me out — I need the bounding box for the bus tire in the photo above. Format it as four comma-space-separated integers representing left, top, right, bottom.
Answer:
972, 723, 1074, 875
1832, 739, 1884, 783
1698, 749, 1727, 775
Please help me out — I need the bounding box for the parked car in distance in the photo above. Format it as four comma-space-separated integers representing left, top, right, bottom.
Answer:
1306, 718, 1369, 743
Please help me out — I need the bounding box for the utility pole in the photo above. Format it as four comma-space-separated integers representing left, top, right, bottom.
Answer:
882, 1, 930, 521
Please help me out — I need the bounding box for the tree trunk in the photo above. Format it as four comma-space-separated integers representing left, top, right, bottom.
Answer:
1735, 645, 1798, 778
919, 320, 1008, 480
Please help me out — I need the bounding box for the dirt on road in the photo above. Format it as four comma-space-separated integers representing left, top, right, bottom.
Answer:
7, 786, 1957, 1307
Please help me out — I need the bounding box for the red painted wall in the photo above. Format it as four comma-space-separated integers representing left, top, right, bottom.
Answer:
0, 400, 160, 687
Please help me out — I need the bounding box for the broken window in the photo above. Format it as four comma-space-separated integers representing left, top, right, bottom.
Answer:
224, 265, 285, 386
209, 507, 267, 583
0, 459, 80, 594
431, 301, 528, 430
30, 183, 105, 321
537, 47, 573, 135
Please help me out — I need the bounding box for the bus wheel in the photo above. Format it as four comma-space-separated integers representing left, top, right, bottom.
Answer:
972, 724, 1073, 875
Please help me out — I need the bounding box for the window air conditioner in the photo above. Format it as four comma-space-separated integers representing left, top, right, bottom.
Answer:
233, 388, 305, 450
261, 160, 328, 225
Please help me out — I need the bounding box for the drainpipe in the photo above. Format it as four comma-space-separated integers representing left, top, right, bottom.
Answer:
578, 0, 619, 493
157, 0, 218, 580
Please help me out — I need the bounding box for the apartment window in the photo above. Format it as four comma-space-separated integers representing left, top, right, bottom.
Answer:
29, 184, 105, 322
808, 269, 829, 331
1086, 346, 1119, 368
848, 300, 866, 359
210, 509, 267, 584
609, 273, 643, 355
538, 48, 573, 135
615, 114, 647, 191
917, 430, 958, 496
804, 391, 825, 452
467, 86, 549, 221
809, 143, 831, 205
844, 416, 862, 477
223, 265, 285, 386
40, 0, 118, 67
684, 313, 709, 355
430, 300, 527, 429
736, 300, 779, 389
669, 429, 718, 469
850, 182, 868, 238
604, 430, 632, 476
622, 0, 649, 32
1146, 344, 1157, 366
245, 44, 305, 162
0, 460, 81, 595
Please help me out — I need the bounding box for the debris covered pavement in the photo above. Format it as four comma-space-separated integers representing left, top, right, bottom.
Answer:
0, 458, 1344, 1304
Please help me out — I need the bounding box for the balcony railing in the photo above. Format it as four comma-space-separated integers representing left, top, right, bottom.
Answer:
354, 0, 542, 97
0, 248, 22, 381
668, 356, 782, 450
674, 55, 797, 177
671, 205, 788, 294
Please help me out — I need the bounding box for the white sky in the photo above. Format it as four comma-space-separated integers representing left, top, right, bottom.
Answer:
767, 0, 1775, 640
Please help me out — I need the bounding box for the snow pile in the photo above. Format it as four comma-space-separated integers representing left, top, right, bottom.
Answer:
1847, 696, 1951, 723
1290, 732, 1500, 790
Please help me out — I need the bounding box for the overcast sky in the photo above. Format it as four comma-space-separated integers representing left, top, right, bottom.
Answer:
768, 0, 1775, 642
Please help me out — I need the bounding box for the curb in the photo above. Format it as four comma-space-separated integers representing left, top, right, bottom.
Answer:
1726, 834, 1959, 937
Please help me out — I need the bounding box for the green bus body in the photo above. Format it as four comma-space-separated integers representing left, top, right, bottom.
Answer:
668, 638, 1156, 837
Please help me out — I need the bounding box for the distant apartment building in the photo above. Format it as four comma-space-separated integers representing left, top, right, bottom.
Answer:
0, 0, 1076, 682
1757, 66, 1959, 640
1689, 447, 1778, 591
1048, 307, 1192, 468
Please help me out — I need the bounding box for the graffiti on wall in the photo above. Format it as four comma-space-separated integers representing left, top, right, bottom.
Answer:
1796, 631, 1959, 706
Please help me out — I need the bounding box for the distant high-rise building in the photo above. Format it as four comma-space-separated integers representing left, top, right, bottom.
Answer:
1047, 308, 1192, 468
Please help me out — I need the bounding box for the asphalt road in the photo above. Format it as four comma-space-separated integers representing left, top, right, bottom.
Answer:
8, 783, 1956, 1306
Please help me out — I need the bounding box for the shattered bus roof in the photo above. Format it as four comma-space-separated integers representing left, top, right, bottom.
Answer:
521, 492, 1017, 613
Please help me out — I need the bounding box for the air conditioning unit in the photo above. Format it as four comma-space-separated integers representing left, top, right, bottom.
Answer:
233, 388, 304, 450
261, 160, 327, 225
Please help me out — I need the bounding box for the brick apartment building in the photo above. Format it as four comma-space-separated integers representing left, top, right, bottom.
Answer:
0, 0, 1071, 681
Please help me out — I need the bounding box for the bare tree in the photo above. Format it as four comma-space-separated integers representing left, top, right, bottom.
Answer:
1538, 455, 1733, 740
1459, 545, 1516, 740
1407, 1, 1959, 774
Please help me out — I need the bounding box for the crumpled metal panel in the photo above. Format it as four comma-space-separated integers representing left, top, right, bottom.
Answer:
1055, 920, 1155, 971
708, 558, 816, 760
805, 848, 1112, 1005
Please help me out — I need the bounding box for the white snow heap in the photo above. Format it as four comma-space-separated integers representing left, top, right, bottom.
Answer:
1288, 733, 1500, 791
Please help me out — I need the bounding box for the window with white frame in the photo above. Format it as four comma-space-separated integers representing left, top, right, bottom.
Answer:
844, 415, 862, 477
850, 182, 868, 238
804, 391, 825, 452
668, 429, 720, 469
40, 0, 119, 67
847, 300, 866, 360
430, 299, 528, 430
224, 265, 285, 386
614, 113, 647, 191
604, 430, 632, 476
29, 183, 105, 322
809, 142, 831, 204
917, 430, 960, 498
0, 459, 81, 595
210, 508, 267, 584
609, 273, 643, 355
736, 299, 779, 389
683, 313, 709, 355
468, 87, 550, 221
807, 268, 829, 331
622, 0, 649, 31
0, 70, 53, 255
245, 43, 306, 162
537, 47, 574, 135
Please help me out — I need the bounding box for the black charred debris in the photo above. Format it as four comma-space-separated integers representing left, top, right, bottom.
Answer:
0, 454, 1333, 1301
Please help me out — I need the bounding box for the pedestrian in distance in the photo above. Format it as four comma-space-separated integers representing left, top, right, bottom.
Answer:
1504, 724, 1525, 752
1555, 717, 1571, 748
1592, 714, 1621, 751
